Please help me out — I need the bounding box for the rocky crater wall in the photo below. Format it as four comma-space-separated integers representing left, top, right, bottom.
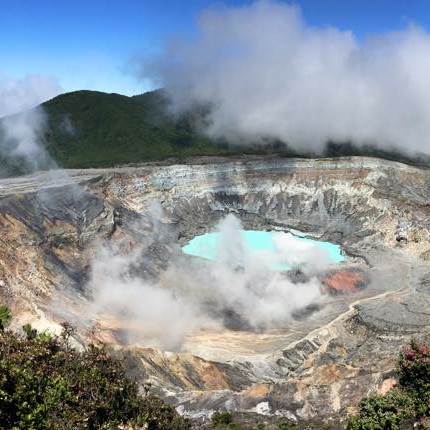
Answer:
0, 156, 429, 424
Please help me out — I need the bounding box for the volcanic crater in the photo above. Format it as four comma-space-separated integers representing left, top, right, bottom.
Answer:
1, 156, 430, 425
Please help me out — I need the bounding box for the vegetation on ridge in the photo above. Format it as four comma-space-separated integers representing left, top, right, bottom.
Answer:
1, 89, 429, 178
42, 90, 233, 169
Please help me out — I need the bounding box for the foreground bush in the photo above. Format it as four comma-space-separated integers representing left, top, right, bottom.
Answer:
211, 411, 233, 426
346, 389, 415, 430
0, 305, 10, 332
398, 339, 430, 417
0, 321, 189, 429
347, 339, 430, 429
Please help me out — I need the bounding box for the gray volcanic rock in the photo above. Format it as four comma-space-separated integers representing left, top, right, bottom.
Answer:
0, 156, 430, 426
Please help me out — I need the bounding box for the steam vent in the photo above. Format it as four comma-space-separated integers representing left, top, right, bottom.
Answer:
1, 156, 430, 424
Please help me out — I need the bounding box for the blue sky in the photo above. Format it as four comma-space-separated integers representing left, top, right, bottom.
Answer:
1, 0, 429, 96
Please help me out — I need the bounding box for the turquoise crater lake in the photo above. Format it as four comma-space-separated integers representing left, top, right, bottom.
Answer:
182, 230, 344, 270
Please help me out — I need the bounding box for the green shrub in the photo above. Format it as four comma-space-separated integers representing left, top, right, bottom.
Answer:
22, 323, 38, 340
212, 410, 233, 426
0, 304, 10, 331
347, 340, 430, 429
277, 419, 298, 429
0, 325, 190, 429
346, 389, 415, 430
398, 339, 430, 416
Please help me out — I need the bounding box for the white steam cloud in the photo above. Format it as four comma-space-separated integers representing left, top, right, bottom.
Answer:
86, 213, 328, 350
147, 0, 430, 153
0, 72, 62, 173
0, 73, 61, 117
1, 109, 49, 167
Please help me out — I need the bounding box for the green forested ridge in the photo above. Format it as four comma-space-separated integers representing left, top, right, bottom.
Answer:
42, 89, 234, 169
0, 89, 429, 178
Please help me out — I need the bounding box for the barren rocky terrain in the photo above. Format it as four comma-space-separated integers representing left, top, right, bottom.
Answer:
0, 156, 429, 427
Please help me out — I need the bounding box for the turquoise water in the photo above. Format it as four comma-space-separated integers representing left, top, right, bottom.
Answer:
182, 230, 344, 269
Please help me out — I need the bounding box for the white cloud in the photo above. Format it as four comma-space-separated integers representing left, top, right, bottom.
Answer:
0, 73, 61, 117
147, 0, 430, 153
0, 72, 62, 172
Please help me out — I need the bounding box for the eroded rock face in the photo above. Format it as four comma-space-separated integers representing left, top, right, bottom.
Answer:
0, 156, 430, 426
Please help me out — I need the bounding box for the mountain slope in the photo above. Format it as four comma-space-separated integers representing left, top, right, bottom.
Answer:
0, 90, 242, 177
42, 90, 232, 169
0, 89, 428, 177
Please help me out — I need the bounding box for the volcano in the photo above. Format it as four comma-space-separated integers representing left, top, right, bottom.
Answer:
0, 156, 429, 426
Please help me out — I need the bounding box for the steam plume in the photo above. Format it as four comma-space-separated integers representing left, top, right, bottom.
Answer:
146, 0, 430, 154
0, 72, 61, 173
86, 213, 327, 350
